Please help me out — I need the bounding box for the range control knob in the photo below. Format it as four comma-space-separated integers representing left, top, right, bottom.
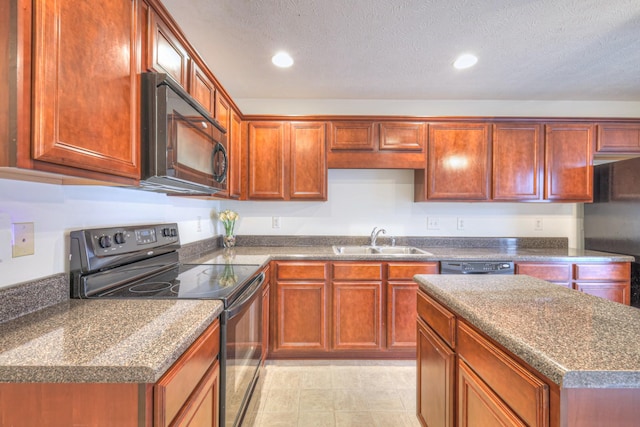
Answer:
98, 235, 112, 248
114, 232, 126, 245
170, 228, 177, 237
162, 227, 171, 237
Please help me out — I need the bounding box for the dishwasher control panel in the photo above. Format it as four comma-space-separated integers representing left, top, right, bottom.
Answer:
440, 261, 514, 275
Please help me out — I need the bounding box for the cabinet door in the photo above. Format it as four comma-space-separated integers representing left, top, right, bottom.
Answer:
32, 0, 139, 179
228, 111, 243, 199
172, 361, 220, 427
275, 282, 328, 351
332, 282, 383, 350
189, 62, 215, 117
379, 122, 426, 151
216, 94, 231, 132
417, 318, 455, 427
596, 123, 640, 153
289, 122, 327, 200
458, 359, 526, 427
247, 122, 286, 200
544, 124, 594, 201
428, 123, 491, 200
329, 121, 375, 150
148, 9, 189, 87
492, 124, 543, 201
388, 282, 418, 350
574, 282, 629, 305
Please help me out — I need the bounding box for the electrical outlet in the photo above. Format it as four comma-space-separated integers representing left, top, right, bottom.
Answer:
272, 216, 281, 229
196, 216, 202, 232
457, 217, 465, 230
427, 217, 440, 230
535, 218, 543, 231
12, 222, 34, 257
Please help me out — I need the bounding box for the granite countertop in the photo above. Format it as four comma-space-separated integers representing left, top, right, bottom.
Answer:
414, 274, 640, 389
189, 245, 634, 263
0, 299, 223, 383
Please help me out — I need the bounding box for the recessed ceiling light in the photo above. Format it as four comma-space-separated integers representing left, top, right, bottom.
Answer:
453, 53, 478, 70
272, 51, 294, 68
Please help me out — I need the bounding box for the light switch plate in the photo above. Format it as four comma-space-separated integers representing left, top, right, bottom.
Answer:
12, 222, 34, 257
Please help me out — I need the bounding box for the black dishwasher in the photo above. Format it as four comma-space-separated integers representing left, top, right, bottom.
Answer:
440, 261, 514, 274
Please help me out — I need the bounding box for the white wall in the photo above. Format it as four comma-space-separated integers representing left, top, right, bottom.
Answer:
0, 179, 221, 288
220, 169, 580, 245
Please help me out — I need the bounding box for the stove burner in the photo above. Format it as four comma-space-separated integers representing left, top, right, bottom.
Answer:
129, 282, 174, 294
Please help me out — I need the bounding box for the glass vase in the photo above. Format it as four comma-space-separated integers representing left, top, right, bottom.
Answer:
223, 234, 236, 248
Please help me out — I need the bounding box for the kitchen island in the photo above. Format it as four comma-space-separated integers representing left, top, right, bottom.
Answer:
414, 274, 640, 427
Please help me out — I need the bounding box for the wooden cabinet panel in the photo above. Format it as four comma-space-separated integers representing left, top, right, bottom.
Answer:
417, 318, 455, 427
596, 123, 640, 153
417, 291, 456, 348
276, 261, 327, 280
215, 94, 230, 131
379, 122, 426, 151
492, 123, 543, 201
189, 62, 215, 117
329, 121, 375, 150
574, 282, 629, 305
457, 321, 549, 427
332, 262, 382, 281
332, 282, 383, 350
32, 0, 139, 179
574, 263, 630, 281
544, 124, 594, 201
149, 9, 189, 87
247, 121, 286, 199
275, 282, 328, 351
388, 282, 418, 350
155, 319, 220, 427
228, 111, 243, 199
427, 123, 491, 200
458, 359, 527, 427
172, 361, 220, 427
515, 262, 572, 287
289, 122, 327, 200
262, 267, 271, 362
388, 262, 439, 280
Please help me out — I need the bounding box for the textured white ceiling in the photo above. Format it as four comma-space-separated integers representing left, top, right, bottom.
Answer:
160, 0, 640, 101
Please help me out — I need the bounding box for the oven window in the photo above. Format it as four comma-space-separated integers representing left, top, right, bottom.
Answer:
226, 290, 262, 427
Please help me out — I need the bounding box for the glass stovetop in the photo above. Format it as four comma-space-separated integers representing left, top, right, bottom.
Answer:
96, 263, 261, 304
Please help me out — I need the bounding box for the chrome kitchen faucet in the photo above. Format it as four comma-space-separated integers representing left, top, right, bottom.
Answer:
370, 227, 386, 246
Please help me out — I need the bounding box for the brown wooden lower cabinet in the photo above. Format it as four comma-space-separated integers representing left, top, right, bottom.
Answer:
515, 261, 631, 304
0, 319, 221, 427
271, 260, 437, 357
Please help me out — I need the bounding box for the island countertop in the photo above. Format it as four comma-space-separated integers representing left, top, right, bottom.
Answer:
414, 274, 640, 388
0, 299, 223, 383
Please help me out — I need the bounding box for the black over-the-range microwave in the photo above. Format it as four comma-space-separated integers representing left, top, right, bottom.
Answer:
140, 72, 227, 195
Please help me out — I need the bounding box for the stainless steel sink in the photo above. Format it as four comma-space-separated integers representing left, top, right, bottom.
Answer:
332, 245, 432, 256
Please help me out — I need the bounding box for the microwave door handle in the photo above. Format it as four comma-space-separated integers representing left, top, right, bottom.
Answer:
212, 142, 228, 183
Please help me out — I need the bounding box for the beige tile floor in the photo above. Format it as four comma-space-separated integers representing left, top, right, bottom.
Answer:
241, 360, 421, 427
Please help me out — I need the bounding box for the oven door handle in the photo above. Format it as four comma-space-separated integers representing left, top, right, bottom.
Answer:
226, 272, 265, 319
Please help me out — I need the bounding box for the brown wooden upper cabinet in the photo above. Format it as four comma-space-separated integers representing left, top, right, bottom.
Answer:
28, 0, 140, 181
420, 123, 492, 201
492, 123, 543, 201
544, 123, 594, 201
328, 121, 426, 168
247, 121, 327, 200
596, 122, 640, 153
227, 111, 243, 199
148, 8, 190, 88
188, 61, 216, 117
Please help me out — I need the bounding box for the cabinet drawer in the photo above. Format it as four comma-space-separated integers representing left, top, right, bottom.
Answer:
574, 263, 630, 281
515, 263, 571, 282
388, 262, 439, 280
332, 262, 382, 280
276, 261, 327, 280
155, 319, 220, 427
416, 291, 456, 348
457, 321, 549, 427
